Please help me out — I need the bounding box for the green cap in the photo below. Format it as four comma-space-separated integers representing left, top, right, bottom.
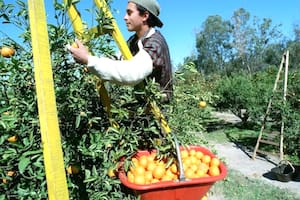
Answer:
129, 0, 163, 27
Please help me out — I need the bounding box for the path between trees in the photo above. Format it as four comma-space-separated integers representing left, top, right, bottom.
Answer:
207, 111, 300, 199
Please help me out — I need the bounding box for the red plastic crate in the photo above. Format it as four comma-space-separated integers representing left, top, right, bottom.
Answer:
118, 145, 227, 200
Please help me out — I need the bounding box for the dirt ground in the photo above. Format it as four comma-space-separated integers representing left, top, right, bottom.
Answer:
207, 112, 300, 199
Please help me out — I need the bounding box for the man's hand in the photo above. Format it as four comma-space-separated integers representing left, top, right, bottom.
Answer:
66, 40, 89, 64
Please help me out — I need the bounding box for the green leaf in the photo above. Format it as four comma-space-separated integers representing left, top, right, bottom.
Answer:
18, 157, 31, 173
75, 114, 81, 128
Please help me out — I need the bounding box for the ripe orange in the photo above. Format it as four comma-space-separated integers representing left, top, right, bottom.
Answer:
198, 101, 207, 108
139, 155, 148, 168
170, 163, 178, 174
107, 168, 116, 178
153, 165, 166, 180
151, 178, 159, 184
1, 46, 15, 58
208, 166, 220, 176
195, 151, 204, 160
131, 157, 139, 167
198, 162, 209, 174
210, 157, 220, 167
144, 171, 153, 182
180, 150, 189, 159
7, 135, 17, 143
189, 149, 196, 156
202, 155, 211, 164
7, 171, 15, 177
146, 161, 156, 172
71, 42, 79, 48
196, 169, 206, 178
185, 168, 195, 179
127, 171, 134, 183
134, 175, 145, 185
161, 174, 173, 181
134, 166, 145, 176
67, 165, 80, 175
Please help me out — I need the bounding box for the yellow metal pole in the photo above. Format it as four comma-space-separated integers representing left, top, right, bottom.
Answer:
27, 0, 69, 199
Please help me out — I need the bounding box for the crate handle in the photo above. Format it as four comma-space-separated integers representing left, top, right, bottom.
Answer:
172, 133, 186, 181
278, 160, 295, 173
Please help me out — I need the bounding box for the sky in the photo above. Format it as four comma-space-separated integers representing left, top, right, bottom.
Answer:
1, 0, 300, 66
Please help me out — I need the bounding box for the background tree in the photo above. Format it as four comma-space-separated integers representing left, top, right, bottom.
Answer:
195, 15, 232, 74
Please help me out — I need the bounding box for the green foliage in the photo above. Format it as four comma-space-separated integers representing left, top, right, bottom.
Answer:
0, 1, 173, 199
0, 1, 217, 199
213, 68, 300, 158
168, 62, 218, 141
192, 7, 289, 75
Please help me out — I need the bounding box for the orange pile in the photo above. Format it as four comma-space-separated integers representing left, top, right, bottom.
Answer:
127, 149, 221, 185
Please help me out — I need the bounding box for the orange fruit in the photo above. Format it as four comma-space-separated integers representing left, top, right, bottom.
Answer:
202, 155, 211, 164
146, 161, 156, 172
153, 165, 166, 180
134, 175, 145, 185
131, 157, 139, 167
7, 171, 15, 177
7, 135, 17, 143
127, 171, 134, 183
1, 46, 15, 58
210, 157, 220, 167
189, 149, 196, 156
107, 168, 116, 178
67, 165, 80, 175
189, 164, 198, 172
139, 155, 148, 168
170, 163, 178, 174
144, 171, 153, 183
195, 151, 204, 160
190, 156, 198, 165
180, 150, 189, 159
134, 166, 146, 176
161, 174, 173, 181
199, 163, 209, 174
2, 178, 7, 184
71, 42, 79, 48
198, 101, 207, 108
185, 168, 195, 179
151, 178, 160, 184
208, 166, 220, 176
196, 169, 206, 178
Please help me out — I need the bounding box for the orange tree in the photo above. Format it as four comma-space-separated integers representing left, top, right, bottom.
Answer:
213, 67, 300, 160
0, 1, 179, 199
0, 1, 215, 199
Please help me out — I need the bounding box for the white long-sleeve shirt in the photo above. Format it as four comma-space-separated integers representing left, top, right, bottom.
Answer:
87, 40, 153, 85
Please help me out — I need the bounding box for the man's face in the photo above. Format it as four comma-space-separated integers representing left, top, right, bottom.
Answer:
124, 2, 147, 32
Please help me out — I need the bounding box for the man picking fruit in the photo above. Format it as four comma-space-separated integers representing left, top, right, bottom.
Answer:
67, 0, 173, 103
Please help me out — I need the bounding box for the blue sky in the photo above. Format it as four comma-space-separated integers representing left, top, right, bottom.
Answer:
1, 0, 300, 66
110, 0, 300, 66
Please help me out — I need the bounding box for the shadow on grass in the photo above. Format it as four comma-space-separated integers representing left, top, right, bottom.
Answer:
207, 119, 278, 165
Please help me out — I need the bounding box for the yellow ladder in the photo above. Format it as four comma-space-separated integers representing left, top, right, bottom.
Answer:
27, 0, 69, 199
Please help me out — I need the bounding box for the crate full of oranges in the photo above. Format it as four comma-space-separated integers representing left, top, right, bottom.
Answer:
118, 145, 227, 200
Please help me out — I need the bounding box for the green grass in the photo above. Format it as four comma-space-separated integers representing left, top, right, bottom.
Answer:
203, 127, 300, 200
210, 170, 299, 200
